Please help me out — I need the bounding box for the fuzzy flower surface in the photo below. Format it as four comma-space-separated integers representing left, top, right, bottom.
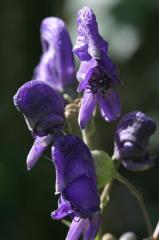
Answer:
51, 135, 100, 240
34, 17, 75, 92
73, 7, 121, 129
13, 80, 65, 169
113, 111, 156, 171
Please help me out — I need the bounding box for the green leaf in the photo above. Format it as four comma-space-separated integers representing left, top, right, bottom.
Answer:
91, 150, 116, 188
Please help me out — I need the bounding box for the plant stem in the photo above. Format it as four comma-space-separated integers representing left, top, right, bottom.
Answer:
116, 173, 153, 238
100, 159, 120, 210
82, 118, 95, 149
153, 221, 159, 240
100, 182, 113, 210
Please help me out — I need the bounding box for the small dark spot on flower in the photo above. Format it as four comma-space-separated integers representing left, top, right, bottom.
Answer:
88, 66, 111, 95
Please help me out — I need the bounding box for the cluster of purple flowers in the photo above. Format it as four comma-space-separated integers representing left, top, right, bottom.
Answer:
13, 6, 156, 240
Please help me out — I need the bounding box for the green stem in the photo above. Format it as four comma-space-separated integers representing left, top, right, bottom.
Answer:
61, 219, 71, 227
100, 182, 113, 210
100, 159, 120, 210
82, 118, 96, 149
116, 173, 153, 238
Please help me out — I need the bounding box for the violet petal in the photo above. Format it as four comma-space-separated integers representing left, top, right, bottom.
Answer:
117, 111, 156, 148
113, 111, 156, 171
63, 176, 100, 217
78, 92, 97, 129
13, 80, 64, 137
66, 218, 89, 240
27, 134, 54, 170
98, 90, 121, 122
34, 17, 75, 91
83, 213, 101, 240
73, 7, 108, 61
51, 196, 73, 220
51, 135, 96, 193
122, 156, 154, 171
119, 141, 146, 159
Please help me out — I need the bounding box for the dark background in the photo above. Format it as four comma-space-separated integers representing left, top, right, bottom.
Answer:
1, 0, 159, 239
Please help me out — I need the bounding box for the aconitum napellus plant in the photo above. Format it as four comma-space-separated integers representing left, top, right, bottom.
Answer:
13, 6, 158, 240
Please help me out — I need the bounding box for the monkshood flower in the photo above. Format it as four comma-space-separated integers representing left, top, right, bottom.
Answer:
13, 80, 65, 170
34, 17, 75, 92
113, 111, 156, 171
73, 7, 121, 129
51, 135, 100, 240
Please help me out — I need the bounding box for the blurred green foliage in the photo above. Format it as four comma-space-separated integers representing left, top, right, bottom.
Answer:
1, 0, 159, 239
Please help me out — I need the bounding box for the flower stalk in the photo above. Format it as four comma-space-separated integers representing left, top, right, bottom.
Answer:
116, 173, 153, 238
82, 117, 96, 149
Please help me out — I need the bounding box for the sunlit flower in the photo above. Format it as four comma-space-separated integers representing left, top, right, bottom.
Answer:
51, 135, 100, 240
34, 17, 75, 92
13, 80, 64, 169
113, 111, 156, 171
73, 7, 121, 129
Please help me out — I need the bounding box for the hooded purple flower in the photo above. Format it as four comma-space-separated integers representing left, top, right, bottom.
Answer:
113, 111, 156, 171
34, 17, 75, 92
13, 80, 65, 169
51, 135, 100, 240
73, 7, 121, 129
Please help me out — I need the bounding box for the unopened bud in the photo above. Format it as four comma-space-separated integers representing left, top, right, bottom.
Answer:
119, 232, 137, 240
64, 98, 82, 138
65, 98, 81, 120
102, 233, 116, 240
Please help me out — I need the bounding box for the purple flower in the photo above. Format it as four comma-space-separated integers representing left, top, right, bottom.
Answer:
113, 111, 156, 171
73, 7, 121, 129
51, 135, 100, 240
13, 80, 65, 169
34, 17, 75, 92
